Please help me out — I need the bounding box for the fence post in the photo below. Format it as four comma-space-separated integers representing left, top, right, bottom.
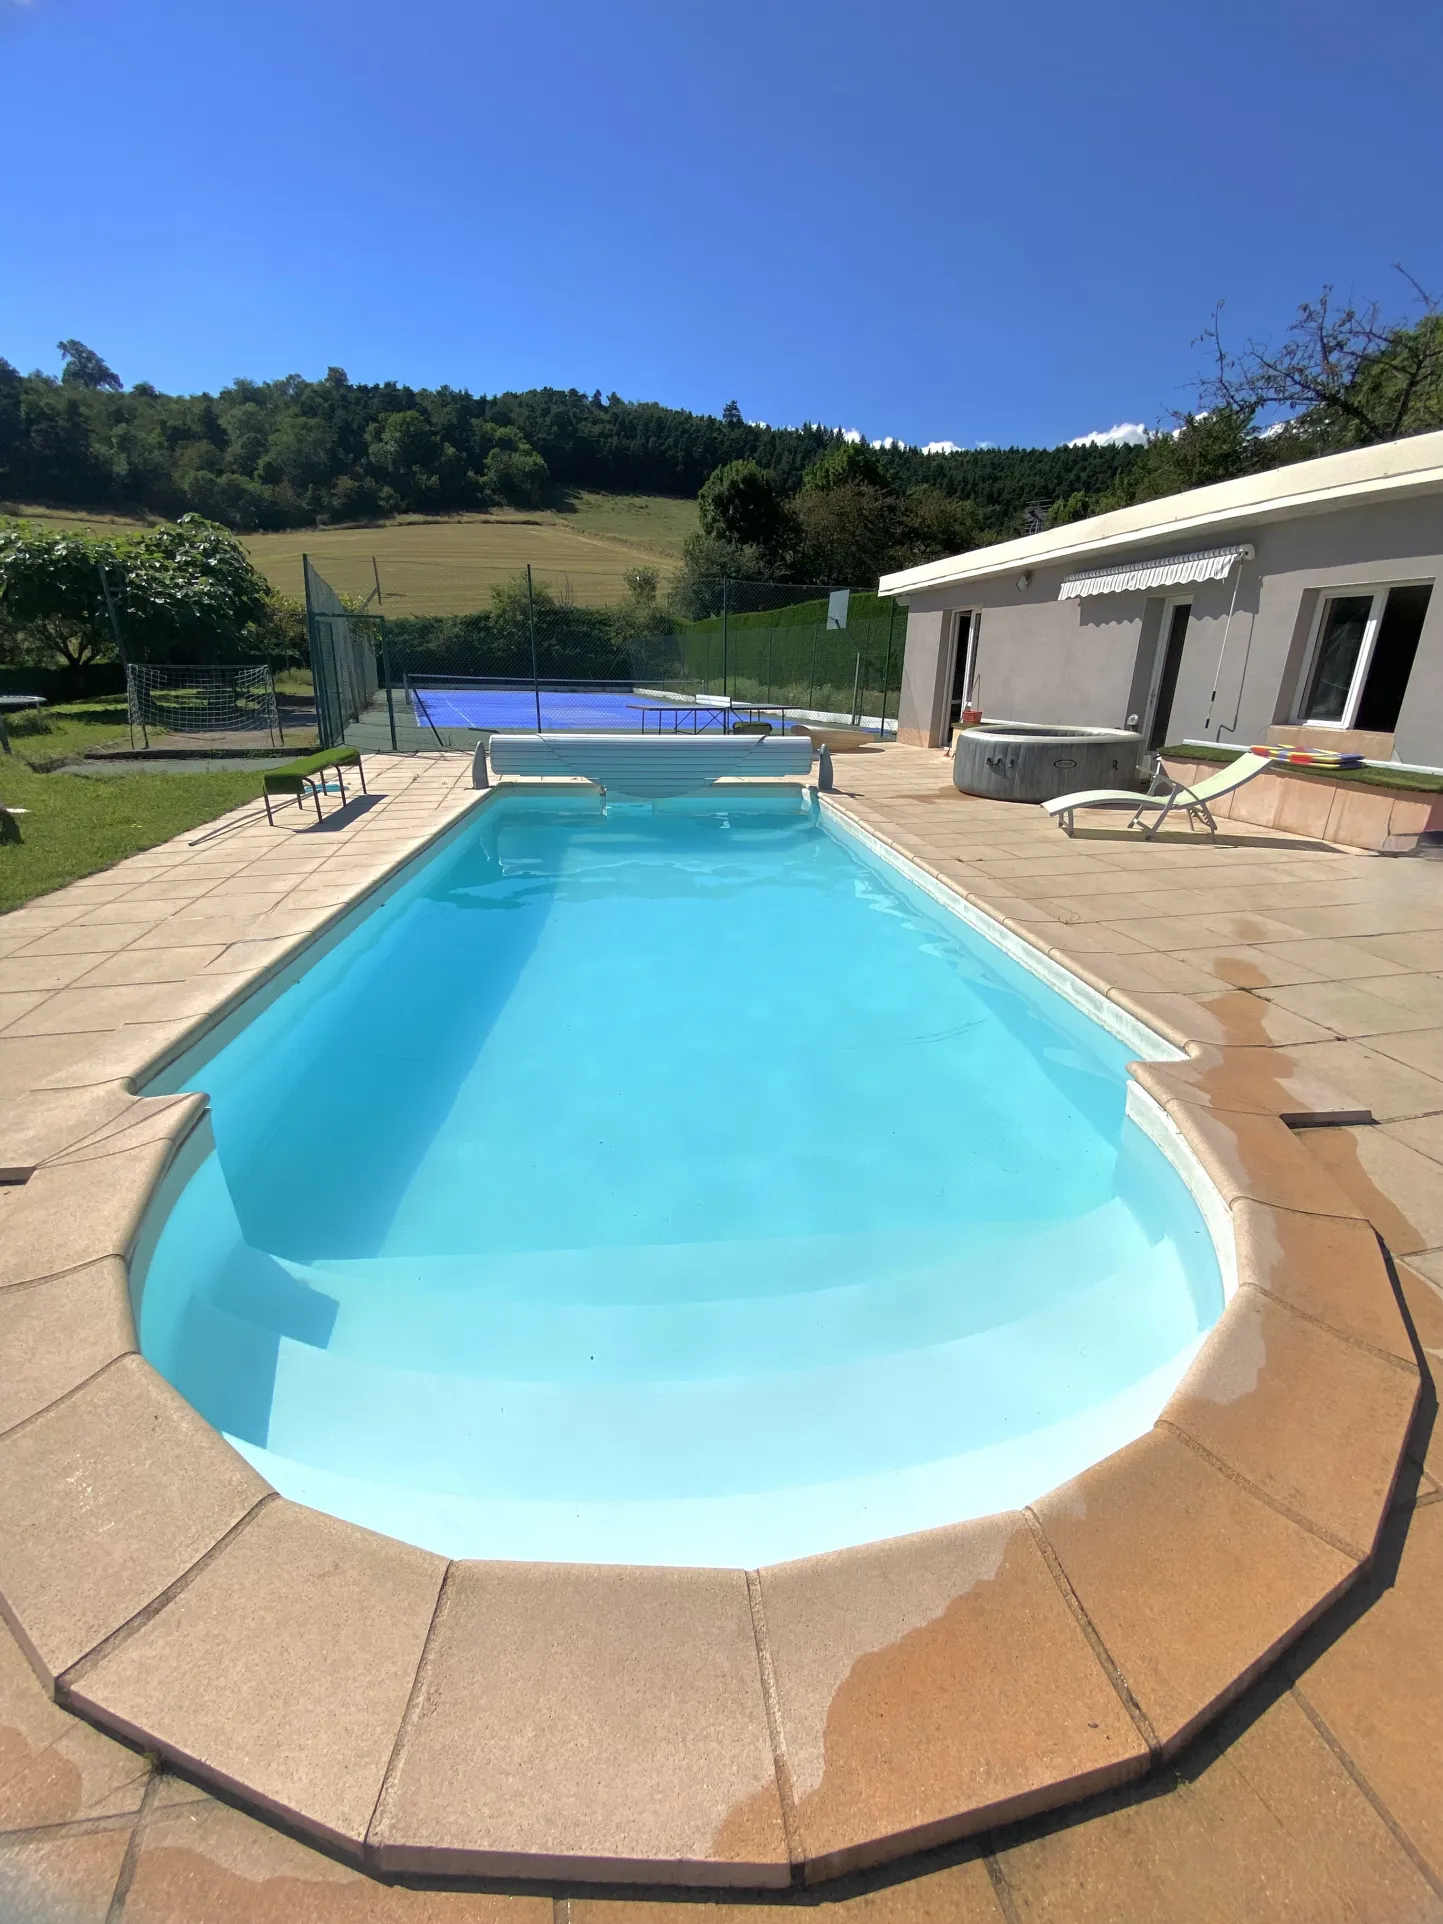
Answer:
526, 564, 542, 730
379, 617, 398, 751
879, 599, 897, 740
850, 650, 863, 726
96, 562, 140, 748
721, 577, 730, 700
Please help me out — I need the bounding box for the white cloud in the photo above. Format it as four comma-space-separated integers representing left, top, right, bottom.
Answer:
746, 419, 770, 429
839, 427, 864, 444
1067, 422, 1148, 448
921, 440, 962, 455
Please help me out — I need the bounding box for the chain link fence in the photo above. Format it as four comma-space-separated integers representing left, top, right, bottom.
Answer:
304, 556, 905, 752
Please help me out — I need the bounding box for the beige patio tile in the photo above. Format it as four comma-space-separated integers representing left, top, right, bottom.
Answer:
1338, 929, 1443, 971
20, 1019, 203, 1091
47, 1092, 207, 1166
0, 1609, 151, 1832
0, 953, 99, 994
0, 1356, 269, 1685
0, 1080, 136, 1179
1244, 1038, 1443, 1122
1293, 1124, 1443, 1258
1, 978, 234, 1039
1385, 1111, 1443, 1165
990, 1683, 1443, 1924
0, 1259, 135, 1436
71, 898, 194, 929
1066, 953, 1234, 996
1233, 1200, 1416, 1364
9, 922, 152, 957
122, 1793, 551, 1924
757, 1513, 1146, 1881
201, 936, 307, 977
1248, 935, 1411, 980
1020, 920, 1158, 956
1263, 901, 1443, 940
1362, 1025, 1443, 1081
0, 990, 57, 1031
1029, 1430, 1357, 1757
69, 943, 231, 988
1160, 1288, 1416, 1559
371, 1561, 789, 1886
1108, 989, 1333, 1050
0, 1826, 134, 1924
1288, 1500, 1443, 1879
0, 1132, 190, 1287
70, 1502, 445, 1856
1256, 977, 1443, 1040
1167, 945, 1330, 989
1357, 970, 1443, 1022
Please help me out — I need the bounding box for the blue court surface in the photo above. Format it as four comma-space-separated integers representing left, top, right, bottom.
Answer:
410, 685, 732, 732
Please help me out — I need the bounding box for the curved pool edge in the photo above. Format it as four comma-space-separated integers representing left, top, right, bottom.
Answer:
0, 776, 1421, 1889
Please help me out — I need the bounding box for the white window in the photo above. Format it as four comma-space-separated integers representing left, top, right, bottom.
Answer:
1297, 583, 1433, 732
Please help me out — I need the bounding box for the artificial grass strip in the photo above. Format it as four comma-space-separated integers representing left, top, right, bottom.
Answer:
1160, 744, 1443, 794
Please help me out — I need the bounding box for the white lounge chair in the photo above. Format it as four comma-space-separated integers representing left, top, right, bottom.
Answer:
1043, 751, 1273, 838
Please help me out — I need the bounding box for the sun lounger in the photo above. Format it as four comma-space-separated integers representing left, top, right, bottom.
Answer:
1042, 750, 1273, 838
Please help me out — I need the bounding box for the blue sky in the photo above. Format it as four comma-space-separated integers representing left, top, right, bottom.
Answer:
2, 0, 1440, 451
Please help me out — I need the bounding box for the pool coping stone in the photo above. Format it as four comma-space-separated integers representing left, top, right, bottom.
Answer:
0, 762, 1424, 1886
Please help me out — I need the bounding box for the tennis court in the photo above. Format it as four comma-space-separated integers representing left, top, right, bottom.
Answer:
408, 680, 739, 733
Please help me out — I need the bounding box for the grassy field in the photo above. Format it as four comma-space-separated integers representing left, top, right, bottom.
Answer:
3, 492, 699, 614
1, 700, 264, 912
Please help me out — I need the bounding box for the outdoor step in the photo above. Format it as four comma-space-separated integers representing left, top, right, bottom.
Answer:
169, 1246, 1205, 1506
226, 1332, 1201, 1569
254, 1204, 1159, 1380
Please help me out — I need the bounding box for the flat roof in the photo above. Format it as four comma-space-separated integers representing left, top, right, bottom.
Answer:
879, 427, 1443, 598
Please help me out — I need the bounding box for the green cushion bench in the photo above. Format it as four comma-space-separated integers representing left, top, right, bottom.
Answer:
263, 746, 367, 825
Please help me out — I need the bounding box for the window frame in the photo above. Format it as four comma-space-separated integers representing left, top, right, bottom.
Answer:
1293, 580, 1432, 730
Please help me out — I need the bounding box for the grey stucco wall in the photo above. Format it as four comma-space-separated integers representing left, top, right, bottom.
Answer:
892, 491, 1443, 762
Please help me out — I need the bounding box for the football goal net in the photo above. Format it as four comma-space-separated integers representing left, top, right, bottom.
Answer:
125, 663, 283, 749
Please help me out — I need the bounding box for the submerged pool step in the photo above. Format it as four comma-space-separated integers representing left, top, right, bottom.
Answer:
227, 1204, 1164, 1382
171, 1245, 1205, 1506
228, 1333, 1202, 1568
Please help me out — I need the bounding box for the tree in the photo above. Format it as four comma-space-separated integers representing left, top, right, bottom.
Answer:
0, 513, 274, 669
722, 399, 743, 424
793, 482, 902, 587
1199, 272, 1443, 450
799, 441, 890, 495
0, 522, 119, 668
483, 446, 549, 507
697, 460, 788, 555
57, 340, 122, 392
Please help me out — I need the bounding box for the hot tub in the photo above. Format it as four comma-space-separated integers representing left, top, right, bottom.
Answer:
953, 721, 1143, 803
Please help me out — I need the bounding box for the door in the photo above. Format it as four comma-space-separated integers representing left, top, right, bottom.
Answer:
1146, 600, 1191, 750
946, 611, 977, 736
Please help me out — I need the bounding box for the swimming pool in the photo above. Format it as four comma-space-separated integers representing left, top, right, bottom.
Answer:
135, 790, 1225, 1567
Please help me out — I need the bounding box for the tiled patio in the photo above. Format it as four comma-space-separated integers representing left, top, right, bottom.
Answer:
1, 744, 1441, 1922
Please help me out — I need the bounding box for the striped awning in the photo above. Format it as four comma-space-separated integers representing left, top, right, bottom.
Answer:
1058, 543, 1254, 599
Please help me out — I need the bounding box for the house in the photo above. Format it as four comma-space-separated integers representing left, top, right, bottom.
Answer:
881, 429, 1443, 769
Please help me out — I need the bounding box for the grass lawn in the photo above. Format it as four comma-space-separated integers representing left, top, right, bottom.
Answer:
5, 491, 698, 615
1, 699, 265, 913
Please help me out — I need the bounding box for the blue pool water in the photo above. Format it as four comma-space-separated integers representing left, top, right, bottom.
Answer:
136, 791, 1224, 1567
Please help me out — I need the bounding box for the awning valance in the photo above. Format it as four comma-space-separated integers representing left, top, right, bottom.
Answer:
1058, 543, 1254, 600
